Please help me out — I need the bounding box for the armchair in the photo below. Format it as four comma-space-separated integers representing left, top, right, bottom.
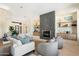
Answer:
37, 40, 59, 56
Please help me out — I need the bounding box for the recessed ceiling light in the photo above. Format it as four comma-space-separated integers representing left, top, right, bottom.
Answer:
20, 6, 23, 8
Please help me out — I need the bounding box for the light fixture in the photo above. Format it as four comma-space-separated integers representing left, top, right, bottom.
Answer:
20, 6, 23, 8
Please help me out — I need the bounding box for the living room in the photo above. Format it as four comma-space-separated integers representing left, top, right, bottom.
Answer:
0, 3, 79, 56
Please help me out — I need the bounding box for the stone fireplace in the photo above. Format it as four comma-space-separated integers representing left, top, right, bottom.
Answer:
40, 11, 55, 39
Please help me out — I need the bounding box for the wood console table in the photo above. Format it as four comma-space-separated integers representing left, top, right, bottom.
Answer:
33, 32, 40, 36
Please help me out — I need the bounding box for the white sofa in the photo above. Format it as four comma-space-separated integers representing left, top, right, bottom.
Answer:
7, 37, 35, 56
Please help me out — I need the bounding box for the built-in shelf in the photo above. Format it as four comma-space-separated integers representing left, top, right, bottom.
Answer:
58, 21, 77, 27
58, 22, 71, 23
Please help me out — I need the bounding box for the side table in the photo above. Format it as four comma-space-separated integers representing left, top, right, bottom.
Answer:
0, 40, 13, 56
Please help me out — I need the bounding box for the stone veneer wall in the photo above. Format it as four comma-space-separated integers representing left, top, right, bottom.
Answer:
40, 11, 55, 39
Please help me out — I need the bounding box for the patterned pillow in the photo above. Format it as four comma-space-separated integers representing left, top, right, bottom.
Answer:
19, 36, 30, 44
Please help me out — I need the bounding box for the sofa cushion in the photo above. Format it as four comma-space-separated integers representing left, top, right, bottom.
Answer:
12, 34, 17, 39
7, 37, 22, 46
17, 40, 22, 46
25, 35, 33, 41
13, 43, 18, 48
12, 40, 22, 47
8, 37, 17, 44
17, 34, 26, 39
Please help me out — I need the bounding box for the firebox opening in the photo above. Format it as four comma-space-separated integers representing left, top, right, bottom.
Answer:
42, 30, 51, 39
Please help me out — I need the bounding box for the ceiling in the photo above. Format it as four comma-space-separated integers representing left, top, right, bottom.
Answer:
0, 3, 79, 20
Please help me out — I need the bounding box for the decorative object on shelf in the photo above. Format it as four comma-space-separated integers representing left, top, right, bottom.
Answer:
64, 15, 73, 21
33, 18, 40, 32
71, 21, 77, 26
66, 31, 70, 34
58, 22, 71, 27
34, 23, 40, 32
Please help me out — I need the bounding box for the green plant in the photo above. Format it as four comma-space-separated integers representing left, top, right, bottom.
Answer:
12, 30, 19, 35
9, 26, 19, 36
9, 26, 14, 32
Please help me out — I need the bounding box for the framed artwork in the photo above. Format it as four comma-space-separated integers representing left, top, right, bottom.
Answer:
64, 16, 73, 21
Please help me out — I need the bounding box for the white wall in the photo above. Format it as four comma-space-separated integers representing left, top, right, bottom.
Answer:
1, 3, 77, 37
0, 9, 11, 37
77, 10, 79, 45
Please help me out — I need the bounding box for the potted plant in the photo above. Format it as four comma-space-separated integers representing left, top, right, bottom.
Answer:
9, 26, 19, 36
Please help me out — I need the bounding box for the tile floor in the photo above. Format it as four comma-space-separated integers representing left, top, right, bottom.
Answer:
26, 39, 79, 56
61, 39, 79, 56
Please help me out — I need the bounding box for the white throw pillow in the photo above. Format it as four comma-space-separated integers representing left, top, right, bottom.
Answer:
8, 37, 22, 46
11, 38, 18, 44
12, 40, 22, 48
49, 37, 55, 42
18, 34, 26, 39
16, 40, 22, 46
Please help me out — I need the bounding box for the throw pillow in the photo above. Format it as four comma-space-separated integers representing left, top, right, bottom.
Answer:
12, 34, 17, 39
16, 40, 22, 46
49, 37, 56, 42
25, 35, 33, 41
19, 36, 30, 44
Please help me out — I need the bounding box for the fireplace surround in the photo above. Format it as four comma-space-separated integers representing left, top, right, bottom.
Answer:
40, 11, 55, 39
